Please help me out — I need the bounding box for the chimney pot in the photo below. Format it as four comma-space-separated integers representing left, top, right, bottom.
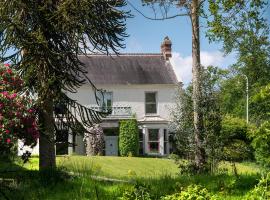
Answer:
161, 36, 172, 60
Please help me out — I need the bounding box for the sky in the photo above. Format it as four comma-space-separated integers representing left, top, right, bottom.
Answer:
120, 1, 251, 85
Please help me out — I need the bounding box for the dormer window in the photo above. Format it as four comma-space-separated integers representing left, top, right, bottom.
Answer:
145, 92, 157, 114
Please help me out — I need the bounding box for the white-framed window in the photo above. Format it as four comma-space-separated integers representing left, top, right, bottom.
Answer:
145, 92, 157, 114
139, 129, 144, 155
97, 91, 113, 109
164, 129, 168, 155
148, 129, 159, 153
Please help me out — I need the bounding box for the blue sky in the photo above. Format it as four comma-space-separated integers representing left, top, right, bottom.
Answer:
121, 1, 269, 85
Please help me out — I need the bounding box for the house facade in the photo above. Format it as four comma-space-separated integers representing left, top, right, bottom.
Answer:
19, 37, 180, 157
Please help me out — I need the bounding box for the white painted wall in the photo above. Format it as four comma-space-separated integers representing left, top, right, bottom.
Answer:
67, 84, 177, 121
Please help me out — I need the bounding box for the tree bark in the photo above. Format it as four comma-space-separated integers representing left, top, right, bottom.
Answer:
191, 0, 206, 172
39, 97, 56, 169
21, 50, 56, 170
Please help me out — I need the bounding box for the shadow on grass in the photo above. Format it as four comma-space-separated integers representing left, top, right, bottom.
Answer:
0, 160, 126, 200
0, 159, 261, 200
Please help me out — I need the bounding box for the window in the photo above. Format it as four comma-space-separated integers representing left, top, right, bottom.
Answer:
139, 129, 144, 155
97, 91, 113, 111
103, 92, 112, 108
56, 129, 69, 155
164, 129, 168, 155
145, 92, 157, 114
148, 129, 159, 153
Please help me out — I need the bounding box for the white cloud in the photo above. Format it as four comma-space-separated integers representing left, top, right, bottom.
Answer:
170, 51, 236, 85
124, 37, 143, 53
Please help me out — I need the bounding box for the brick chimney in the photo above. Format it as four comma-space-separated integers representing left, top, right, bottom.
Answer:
161, 36, 172, 60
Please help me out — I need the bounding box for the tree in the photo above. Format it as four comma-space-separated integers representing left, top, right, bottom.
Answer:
251, 121, 270, 169
133, 0, 269, 172
207, 0, 270, 122
84, 124, 105, 156
136, 0, 205, 172
170, 66, 223, 173
0, 63, 38, 160
0, 0, 129, 169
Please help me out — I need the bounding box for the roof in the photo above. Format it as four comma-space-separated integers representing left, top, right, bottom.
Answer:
79, 53, 178, 85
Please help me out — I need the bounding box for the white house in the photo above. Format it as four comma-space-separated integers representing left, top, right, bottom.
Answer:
20, 37, 180, 157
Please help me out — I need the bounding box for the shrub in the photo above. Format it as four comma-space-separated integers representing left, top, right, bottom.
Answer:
119, 119, 139, 156
244, 172, 270, 200
161, 184, 216, 200
251, 121, 270, 168
119, 182, 151, 200
220, 116, 253, 161
0, 63, 38, 160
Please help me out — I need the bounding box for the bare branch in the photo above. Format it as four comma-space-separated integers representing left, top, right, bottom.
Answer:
127, 1, 189, 20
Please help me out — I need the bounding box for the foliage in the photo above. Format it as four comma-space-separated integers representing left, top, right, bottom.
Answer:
251, 121, 270, 168
161, 184, 215, 200
119, 119, 139, 156
119, 182, 151, 200
0, 0, 129, 168
207, 0, 270, 86
251, 84, 270, 123
201, 66, 223, 172
207, 0, 270, 121
169, 86, 194, 158
244, 172, 270, 200
0, 156, 262, 200
0, 63, 38, 160
220, 116, 253, 161
170, 66, 223, 173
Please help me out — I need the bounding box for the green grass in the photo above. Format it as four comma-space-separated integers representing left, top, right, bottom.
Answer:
0, 156, 263, 200
57, 156, 179, 179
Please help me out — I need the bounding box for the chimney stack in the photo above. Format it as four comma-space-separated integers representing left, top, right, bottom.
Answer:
161, 36, 172, 60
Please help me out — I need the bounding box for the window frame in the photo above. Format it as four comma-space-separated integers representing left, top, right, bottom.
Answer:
147, 129, 160, 154
145, 92, 158, 115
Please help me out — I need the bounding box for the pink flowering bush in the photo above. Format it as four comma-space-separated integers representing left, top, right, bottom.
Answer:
0, 63, 38, 159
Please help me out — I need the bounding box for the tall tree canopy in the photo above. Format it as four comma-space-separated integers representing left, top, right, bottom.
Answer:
0, 0, 129, 169
137, 0, 269, 172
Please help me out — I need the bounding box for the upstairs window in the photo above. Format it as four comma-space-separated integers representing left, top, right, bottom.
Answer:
104, 92, 112, 108
97, 91, 113, 109
145, 92, 157, 114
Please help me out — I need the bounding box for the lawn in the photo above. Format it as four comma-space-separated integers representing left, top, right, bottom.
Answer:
0, 156, 263, 200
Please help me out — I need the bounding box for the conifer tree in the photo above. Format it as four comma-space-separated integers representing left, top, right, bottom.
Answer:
0, 0, 129, 169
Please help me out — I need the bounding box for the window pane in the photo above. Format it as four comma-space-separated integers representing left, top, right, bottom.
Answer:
139, 129, 143, 141
139, 142, 144, 155
149, 142, 159, 153
148, 129, 159, 141
107, 99, 112, 108
164, 129, 168, 142
146, 103, 157, 114
146, 93, 156, 102
164, 142, 168, 154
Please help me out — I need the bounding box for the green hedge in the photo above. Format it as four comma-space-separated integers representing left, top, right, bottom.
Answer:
119, 119, 139, 156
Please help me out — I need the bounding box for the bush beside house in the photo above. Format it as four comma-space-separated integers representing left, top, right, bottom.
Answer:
119, 119, 139, 156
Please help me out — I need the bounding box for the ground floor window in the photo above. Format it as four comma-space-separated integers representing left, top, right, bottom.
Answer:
56, 129, 69, 155
164, 129, 168, 155
148, 129, 159, 153
139, 129, 144, 155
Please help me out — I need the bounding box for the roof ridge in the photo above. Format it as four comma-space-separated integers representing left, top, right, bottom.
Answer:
78, 53, 162, 56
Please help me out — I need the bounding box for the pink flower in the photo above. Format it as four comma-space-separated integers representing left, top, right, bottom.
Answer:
9, 93, 17, 99
6, 138, 11, 144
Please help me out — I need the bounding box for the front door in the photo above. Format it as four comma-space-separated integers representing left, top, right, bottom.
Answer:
105, 136, 118, 156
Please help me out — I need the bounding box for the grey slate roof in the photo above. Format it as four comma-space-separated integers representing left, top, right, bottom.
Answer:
79, 54, 178, 85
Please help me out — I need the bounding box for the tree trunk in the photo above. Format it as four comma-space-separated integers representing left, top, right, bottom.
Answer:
39, 97, 56, 169
191, 0, 206, 172
84, 124, 105, 156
